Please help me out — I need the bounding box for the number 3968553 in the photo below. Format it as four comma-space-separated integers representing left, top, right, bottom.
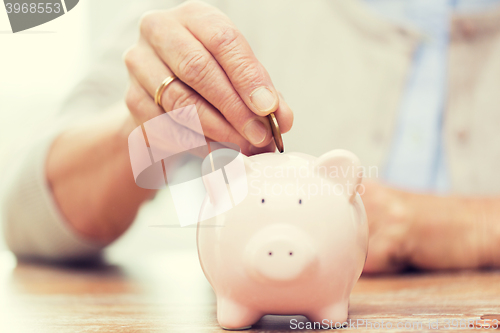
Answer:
5, 2, 62, 14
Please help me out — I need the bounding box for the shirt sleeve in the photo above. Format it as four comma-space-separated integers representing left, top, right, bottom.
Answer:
0, 127, 105, 262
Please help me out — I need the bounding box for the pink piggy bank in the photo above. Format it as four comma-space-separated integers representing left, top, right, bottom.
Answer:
197, 149, 368, 330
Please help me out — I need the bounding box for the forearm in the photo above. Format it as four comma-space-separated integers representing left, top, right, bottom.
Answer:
46, 108, 155, 245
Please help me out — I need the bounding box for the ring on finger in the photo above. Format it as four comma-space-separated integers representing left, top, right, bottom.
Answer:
154, 74, 178, 108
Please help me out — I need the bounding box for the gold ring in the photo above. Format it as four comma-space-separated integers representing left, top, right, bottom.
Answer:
154, 75, 178, 108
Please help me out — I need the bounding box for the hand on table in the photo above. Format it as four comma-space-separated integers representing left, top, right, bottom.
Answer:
123, 0, 293, 156
362, 180, 500, 273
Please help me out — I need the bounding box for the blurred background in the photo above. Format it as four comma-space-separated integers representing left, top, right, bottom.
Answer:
0, 0, 196, 263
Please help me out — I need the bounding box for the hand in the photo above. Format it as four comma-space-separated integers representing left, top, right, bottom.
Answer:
360, 181, 413, 273
361, 180, 499, 273
123, 1, 293, 156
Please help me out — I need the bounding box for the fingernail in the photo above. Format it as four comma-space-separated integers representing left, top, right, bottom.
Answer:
244, 119, 268, 145
250, 87, 278, 113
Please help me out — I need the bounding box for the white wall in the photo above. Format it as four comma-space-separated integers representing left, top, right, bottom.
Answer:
0, 0, 140, 156
0, 1, 90, 157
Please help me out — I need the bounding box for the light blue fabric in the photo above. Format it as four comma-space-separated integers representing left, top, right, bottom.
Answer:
363, 0, 500, 193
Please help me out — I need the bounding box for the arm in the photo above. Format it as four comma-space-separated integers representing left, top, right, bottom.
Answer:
0, 1, 165, 261
60, 0, 295, 242
0, 105, 155, 261
46, 107, 155, 245
1, 0, 294, 261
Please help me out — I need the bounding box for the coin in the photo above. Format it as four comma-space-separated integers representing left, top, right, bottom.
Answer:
267, 112, 284, 153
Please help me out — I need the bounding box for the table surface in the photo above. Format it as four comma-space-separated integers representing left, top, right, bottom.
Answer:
1, 247, 499, 333
1, 193, 499, 332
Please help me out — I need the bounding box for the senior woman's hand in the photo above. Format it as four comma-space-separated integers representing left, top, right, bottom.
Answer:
44, 1, 293, 248
362, 180, 500, 273
123, 1, 294, 156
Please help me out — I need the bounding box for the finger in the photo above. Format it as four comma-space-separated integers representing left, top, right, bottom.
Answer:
127, 78, 261, 158
204, 138, 275, 158
364, 249, 399, 274
249, 141, 277, 155
126, 77, 208, 158
139, 11, 274, 148
123, 43, 255, 155
364, 233, 406, 274
125, 75, 164, 125
178, 2, 293, 127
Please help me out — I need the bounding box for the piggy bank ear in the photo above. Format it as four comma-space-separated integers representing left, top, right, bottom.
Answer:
316, 149, 362, 203
201, 148, 250, 209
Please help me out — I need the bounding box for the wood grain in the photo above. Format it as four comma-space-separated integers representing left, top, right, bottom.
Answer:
0, 250, 499, 332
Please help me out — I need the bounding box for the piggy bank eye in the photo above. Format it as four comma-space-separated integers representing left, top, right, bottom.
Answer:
261, 198, 265, 204
299, 199, 302, 205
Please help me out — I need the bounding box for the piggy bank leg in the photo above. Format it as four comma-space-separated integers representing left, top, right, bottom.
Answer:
306, 299, 349, 327
217, 297, 262, 330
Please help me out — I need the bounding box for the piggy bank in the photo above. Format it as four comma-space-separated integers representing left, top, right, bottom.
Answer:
197, 149, 368, 330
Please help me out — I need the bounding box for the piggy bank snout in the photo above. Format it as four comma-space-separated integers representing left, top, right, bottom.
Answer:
245, 226, 318, 283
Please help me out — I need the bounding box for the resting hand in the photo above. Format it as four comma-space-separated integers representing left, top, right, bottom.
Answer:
362, 180, 499, 273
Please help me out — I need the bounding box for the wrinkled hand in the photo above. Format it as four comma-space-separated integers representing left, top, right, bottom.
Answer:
361, 181, 413, 273
123, 1, 293, 156
362, 180, 496, 273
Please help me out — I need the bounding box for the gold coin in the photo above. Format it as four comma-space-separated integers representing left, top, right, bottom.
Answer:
267, 113, 284, 153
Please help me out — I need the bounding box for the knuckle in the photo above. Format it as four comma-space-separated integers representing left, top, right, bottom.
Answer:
178, 49, 213, 87
206, 25, 267, 88
179, 0, 207, 12
139, 11, 161, 36
163, 83, 202, 112
218, 94, 241, 116
123, 46, 140, 71
230, 59, 265, 87
208, 25, 240, 55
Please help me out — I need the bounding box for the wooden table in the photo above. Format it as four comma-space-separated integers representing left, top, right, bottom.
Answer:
1, 247, 499, 333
